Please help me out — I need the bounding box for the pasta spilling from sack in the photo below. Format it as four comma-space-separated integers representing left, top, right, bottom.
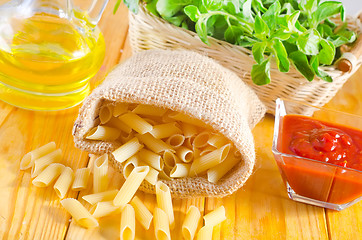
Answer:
20, 145, 227, 238
73, 50, 266, 198
84, 102, 241, 185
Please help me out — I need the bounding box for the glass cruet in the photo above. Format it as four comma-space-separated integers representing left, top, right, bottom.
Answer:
0, 0, 109, 110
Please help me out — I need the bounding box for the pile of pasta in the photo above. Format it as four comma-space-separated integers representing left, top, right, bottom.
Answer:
20, 144, 227, 239
85, 102, 242, 184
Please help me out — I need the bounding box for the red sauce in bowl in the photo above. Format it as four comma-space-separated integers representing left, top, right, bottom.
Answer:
278, 115, 362, 204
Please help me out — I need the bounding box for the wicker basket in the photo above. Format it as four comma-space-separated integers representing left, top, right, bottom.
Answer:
128, 5, 362, 115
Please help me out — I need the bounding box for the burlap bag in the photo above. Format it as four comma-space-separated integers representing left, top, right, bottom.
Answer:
73, 49, 266, 198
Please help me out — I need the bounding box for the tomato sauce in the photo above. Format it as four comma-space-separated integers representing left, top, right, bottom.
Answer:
278, 114, 362, 204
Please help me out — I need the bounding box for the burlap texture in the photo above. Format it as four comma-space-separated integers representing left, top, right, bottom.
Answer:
73, 50, 266, 198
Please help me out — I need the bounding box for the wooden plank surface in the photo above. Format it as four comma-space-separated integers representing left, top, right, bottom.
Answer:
0, 1, 362, 239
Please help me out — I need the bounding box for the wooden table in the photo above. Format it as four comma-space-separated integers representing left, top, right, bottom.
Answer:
1, 1, 362, 239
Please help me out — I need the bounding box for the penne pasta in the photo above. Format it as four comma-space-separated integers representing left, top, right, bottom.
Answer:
119, 131, 135, 144
200, 146, 217, 156
168, 112, 206, 128
153, 207, 171, 240
113, 102, 129, 117
31, 149, 62, 178
130, 196, 153, 230
143, 166, 159, 186
234, 150, 241, 158
189, 144, 231, 177
166, 134, 185, 148
176, 146, 194, 163
72, 168, 91, 191
99, 104, 113, 124
112, 137, 143, 164
120, 204, 136, 240
193, 132, 211, 148
208, 134, 229, 148
207, 154, 240, 183
85, 126, 120, 141
182, 206, 201, 240
113, 166, 149, 207
20, 142, 56, 170
196, 225, 213, 240
158, 170, 172, 181
122, 155, 140, 179
132, 104, 168, 117
203, 206, 226, 227
162, 150, 179, 168
155, 181, 174, 229
137, 149, 164, 171
136, 133, 174, 153
161, 111, 175, 123
92, 201, 120, 218
82, 189, 119, 205
93, 154, 109, 193
60, 198, 98, 228
181, 122, 198, 138
170, 163, 191, 178
184, 136, 195, 149
119, 112, 153, 134
32, 163, 65, 187
150, 122, 182, 139
193, 148, 201, 159
105, 117, 132, 134
143, 118, 158, 126
54, 166, 74, 199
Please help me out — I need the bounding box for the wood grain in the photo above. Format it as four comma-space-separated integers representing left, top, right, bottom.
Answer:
0, 0, 362, 239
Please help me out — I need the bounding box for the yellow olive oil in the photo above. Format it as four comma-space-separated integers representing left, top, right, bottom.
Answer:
0, 13, 105, 110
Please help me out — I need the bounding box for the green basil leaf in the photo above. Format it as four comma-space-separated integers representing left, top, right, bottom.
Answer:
184, 5, 200, 22
310, 56, 333, 82
252, 42, 267, 64
242, 0, 254, 22
145, 0, 159, 16
270, 29, 291, 40
120, 0, 138, 14
164, 15, 187, 26
156, 0, 192, 18
317, 23, 333, 38
239, 36, 259, 47
297, 29, 320, 55
319, 39, 335, 65
299, 0, 318, 14
252, 0, 267, 14
287, 11, 301, 32
281, 3, 294, 15
223, 0, 240, 15
290, 51, 315, 81
254, 15, 270, 37
262, 1, 281, 31
202, 0, 222, 11
333, 30, 357, 46
273, 39, 290, 72
313, 1, 344, 25
295, 20, 307, 33
283, 41, 298, 54
195, 17, 209, 44
277, 15, 288, 28
324, 18, 337, 29
224, 25, 244, 44
251, 58, 271, 85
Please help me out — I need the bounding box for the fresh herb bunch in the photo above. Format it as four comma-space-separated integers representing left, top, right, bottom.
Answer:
117, 0, 357, 85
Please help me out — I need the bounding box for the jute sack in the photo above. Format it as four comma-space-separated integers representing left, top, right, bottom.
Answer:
73, 49, 266, 198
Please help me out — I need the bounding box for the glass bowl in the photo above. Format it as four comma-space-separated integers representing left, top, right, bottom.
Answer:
272, 98, 362, 211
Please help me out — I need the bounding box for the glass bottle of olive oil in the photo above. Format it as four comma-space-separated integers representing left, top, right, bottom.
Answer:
0, 0, 108, 110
